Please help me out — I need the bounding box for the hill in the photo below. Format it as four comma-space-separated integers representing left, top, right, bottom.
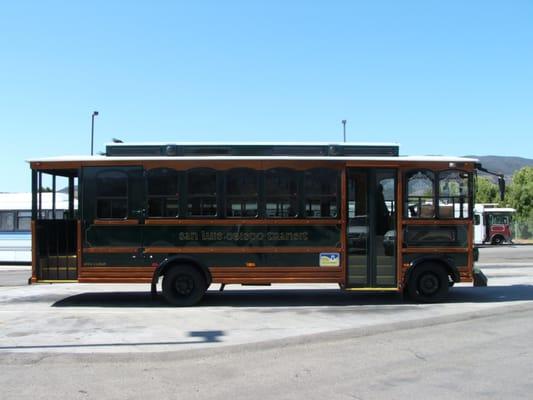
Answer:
464, 155, 533, 182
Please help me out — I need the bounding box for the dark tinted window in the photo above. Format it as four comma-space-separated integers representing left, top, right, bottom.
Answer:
97, 171, 128, 197
303, 168, 339, 218
96, 170, 128, 218
147, 168, 180, 217
187, 168, 217, 216
404, 225, 468, 247
226, 168, 258, 217
265, 168, 298, 218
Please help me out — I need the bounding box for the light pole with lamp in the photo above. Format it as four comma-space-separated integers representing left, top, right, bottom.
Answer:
91, 111, 99, 155
342, 120, 347, 142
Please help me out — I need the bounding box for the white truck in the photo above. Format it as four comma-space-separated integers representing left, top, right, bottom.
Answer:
474, 203, 515, 245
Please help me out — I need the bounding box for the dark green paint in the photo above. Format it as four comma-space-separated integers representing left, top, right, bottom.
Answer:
85, 224, 341, 248
404, 225, 468, 247
402, 253, 469, 266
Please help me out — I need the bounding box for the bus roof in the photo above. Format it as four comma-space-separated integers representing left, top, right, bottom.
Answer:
27, 141, 478, 163
27, 154, 479, 163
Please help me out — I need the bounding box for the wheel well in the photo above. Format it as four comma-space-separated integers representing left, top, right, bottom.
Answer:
404, 257, 459, 289
151, 256, 212, 297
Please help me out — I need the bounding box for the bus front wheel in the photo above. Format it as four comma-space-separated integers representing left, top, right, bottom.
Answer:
162, 265, 207, 306
407, 264, 449, 303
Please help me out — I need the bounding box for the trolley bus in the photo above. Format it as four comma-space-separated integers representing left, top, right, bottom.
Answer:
28, 142, 490, 305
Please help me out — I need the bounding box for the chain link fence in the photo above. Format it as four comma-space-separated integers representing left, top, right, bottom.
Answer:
512, 220, 533, 241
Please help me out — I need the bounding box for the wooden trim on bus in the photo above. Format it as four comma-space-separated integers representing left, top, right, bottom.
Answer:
340, 167, 347, 286
402, 219, 473, 226
143, 218, 341, 226
211, 266, 344, 284
31, 220, 37, 282
402, 247, 469, 254
31, 160, 477, 172
31, 161, 83, 170
77, 266, 344, 284
467, 219, 474, 273
398, 162, 476, 171
396, 170, 404, 289
31, 160, 346, 171
77, 220, 83, 280
345, 161, 402, 168
143, 246, 342, 254
84, 247, 140, 254
83, 246, 342, 254
93, 219, 140, 225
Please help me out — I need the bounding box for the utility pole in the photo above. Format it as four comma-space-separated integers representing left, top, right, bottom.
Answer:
91, 111, 99, 155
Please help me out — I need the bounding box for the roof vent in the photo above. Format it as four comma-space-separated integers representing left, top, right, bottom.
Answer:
165, 145, 178, 156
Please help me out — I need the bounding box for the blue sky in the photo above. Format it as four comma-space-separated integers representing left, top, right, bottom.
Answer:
1, 1, 532, 192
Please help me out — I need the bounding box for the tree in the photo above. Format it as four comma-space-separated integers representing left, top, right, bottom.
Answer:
506, 166, 533, 222
475, 176, 499, 204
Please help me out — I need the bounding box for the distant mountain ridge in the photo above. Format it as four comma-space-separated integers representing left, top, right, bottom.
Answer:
464, 155, 533, 181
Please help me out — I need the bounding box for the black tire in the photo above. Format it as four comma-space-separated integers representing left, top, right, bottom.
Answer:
407, 264, 449, 303
491, 235, 504, 245
162, 265, 207, 306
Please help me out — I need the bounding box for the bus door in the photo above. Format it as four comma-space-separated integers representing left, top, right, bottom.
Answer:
346, 169, 397, 288
33, 169, 78, 281
81, 166, 146, 267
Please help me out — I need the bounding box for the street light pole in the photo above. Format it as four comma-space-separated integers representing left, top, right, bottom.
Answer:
342, 120, 347, 142
91, 111, 99, 155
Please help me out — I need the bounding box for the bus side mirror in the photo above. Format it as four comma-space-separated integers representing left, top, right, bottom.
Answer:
498, 176, 505, 201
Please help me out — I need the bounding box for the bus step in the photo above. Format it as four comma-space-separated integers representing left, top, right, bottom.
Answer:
473, 268, 488, 287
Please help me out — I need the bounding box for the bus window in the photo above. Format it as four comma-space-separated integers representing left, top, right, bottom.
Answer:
264, 168, 298, 218
0, 211, 15, 231
96, 170, 128, 219
147, 168, 180, 217
16, 211, 31, 231
186, 168, 217, 217
438, 170, 470, 219
226, 168, 258, 218
405, 170, 435, 218
304, 168, 339, 218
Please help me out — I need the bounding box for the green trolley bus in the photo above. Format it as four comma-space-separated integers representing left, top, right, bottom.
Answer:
29, 142, 486, 305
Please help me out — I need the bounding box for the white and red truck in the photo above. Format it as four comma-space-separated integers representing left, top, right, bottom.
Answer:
474, 203, 516, 245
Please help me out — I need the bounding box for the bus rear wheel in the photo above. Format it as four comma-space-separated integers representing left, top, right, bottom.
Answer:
491, 235, 504, 245
162, 265, 207, 306
407, 264, 449, 303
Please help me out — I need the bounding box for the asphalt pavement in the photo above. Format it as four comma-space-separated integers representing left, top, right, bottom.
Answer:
1, 246, 532, 399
